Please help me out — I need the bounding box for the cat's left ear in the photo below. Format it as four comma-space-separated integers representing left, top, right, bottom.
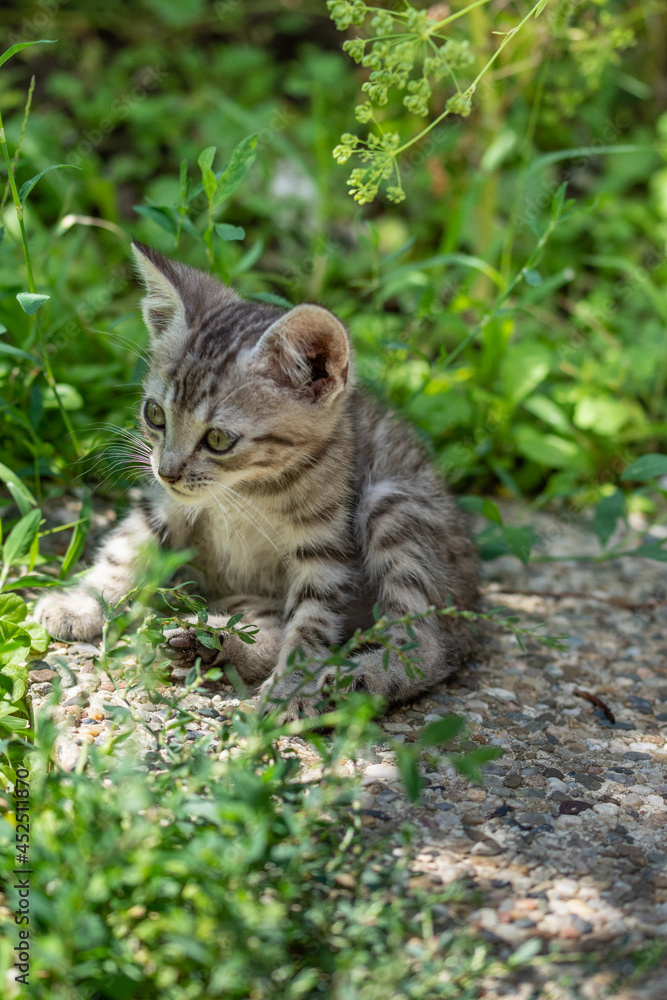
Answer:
131, 241, 187, 342
254, 304, 350, 403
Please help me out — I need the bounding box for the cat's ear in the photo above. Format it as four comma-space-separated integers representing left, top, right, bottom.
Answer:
254, 304, 350, 402
131, 241, 186, 341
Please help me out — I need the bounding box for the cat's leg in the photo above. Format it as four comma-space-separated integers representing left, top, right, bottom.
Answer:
346, 481, 479, 705
257, 541, 357, 717
163, 598, 284, 685
33, 505, 161, 641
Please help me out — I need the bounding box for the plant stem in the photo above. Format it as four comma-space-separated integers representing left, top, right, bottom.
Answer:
393, 0, 549, 159
0, 107, 82, 457
442, 211, 560, 370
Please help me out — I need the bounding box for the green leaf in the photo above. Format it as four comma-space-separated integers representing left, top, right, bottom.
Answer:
592, 491, 625, 547
0, 593, 28, 624
0, 704, 29, 731
507, 937, 542, 968
198, 146, 218, 202
133, 204, 178, 234
214, 223, 245, 241
0, 395, 34, 434
418, 714, 465, 747
450, 746, 503, 783
16, 293, 50, 315
0, 39, 56, 70
515, 425, 587, 470
236, 631, 256, 644
458, 496, 504, 524
0, 619, 32, 667
0, 659, 29, 702
248, 292, 294, 309
0, 341, 41, 364
499, 525, 537, 565
232, 238, 264, 276
528, 145, 653, 177
59, 494, 93, 579
194, 629, 221, 650
1, 573, 58, 590
632, 544, 667, 561
482, 499, 502, 525
573, 395, 635, 436
18, 164, 81, 205
501, 341, 551, 406
523, 268, 542, 287
2, 508, 42, 571
22, 619, 49, 654
213, 134, 258, 206
523, 394, 572, 436
42, 383, 84, 410
621, 454, 667, 481
384, 252, 503, 290
395, 744, 422, 802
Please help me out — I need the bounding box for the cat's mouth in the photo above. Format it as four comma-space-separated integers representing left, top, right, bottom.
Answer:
159, 481, 196, 500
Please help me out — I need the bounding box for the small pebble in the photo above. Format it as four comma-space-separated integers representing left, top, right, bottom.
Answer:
28, 666, 57, 683
559, 800, 593, 815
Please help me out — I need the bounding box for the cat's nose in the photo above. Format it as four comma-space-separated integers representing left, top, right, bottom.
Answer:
158, 468, 182, 485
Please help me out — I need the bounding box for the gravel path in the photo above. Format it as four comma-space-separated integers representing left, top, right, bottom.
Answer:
26, 503, 667, 998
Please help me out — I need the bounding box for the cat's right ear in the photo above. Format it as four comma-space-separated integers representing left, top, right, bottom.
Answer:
131, 241, 186, 342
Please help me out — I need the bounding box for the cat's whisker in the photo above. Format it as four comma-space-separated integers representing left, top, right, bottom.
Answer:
102, 330, 149, 362
206, 487, 255, 565
76, 437, 154, 484
217, 482, 282, 538
206, 487, 254, 570
210, 482, 285, 562
84, 424, 152, 454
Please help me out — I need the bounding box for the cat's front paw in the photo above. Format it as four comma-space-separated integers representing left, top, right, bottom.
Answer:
33, 588, 105, 642
164, 625, 224, 668
259, 672, 334, 723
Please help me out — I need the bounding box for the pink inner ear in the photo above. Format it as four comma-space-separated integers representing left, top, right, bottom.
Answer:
257, 303, 350, 394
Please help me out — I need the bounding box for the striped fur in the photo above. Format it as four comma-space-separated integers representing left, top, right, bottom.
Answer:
34, 243, 479, 716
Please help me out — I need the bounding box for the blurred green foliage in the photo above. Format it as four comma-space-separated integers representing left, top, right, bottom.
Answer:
0, 0, 664, 510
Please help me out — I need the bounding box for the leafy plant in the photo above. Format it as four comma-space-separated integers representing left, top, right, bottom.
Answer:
134, 135, 258, 269
329, 0, 549, 203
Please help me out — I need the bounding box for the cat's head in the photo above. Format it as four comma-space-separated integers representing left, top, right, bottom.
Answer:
131, 241, 352, 504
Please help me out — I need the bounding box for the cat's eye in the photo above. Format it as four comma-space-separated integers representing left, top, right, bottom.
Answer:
204, 428, 237, 454
145, 399, 166, 428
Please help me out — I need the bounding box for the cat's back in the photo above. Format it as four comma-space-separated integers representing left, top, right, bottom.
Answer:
349, 388, 448, 491
348, 389, 478, 609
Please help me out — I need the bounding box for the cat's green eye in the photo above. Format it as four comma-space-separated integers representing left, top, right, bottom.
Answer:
145, 399, 166, 429
205, 428, 236, 454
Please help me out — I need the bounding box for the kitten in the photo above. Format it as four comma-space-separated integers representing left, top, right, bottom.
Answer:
34, 241, 479, 716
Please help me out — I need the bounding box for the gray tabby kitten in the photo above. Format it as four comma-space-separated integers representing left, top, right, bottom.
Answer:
34, 242, 479, 715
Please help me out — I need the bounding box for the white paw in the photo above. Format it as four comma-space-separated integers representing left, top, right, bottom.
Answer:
32, 588, 105, 642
